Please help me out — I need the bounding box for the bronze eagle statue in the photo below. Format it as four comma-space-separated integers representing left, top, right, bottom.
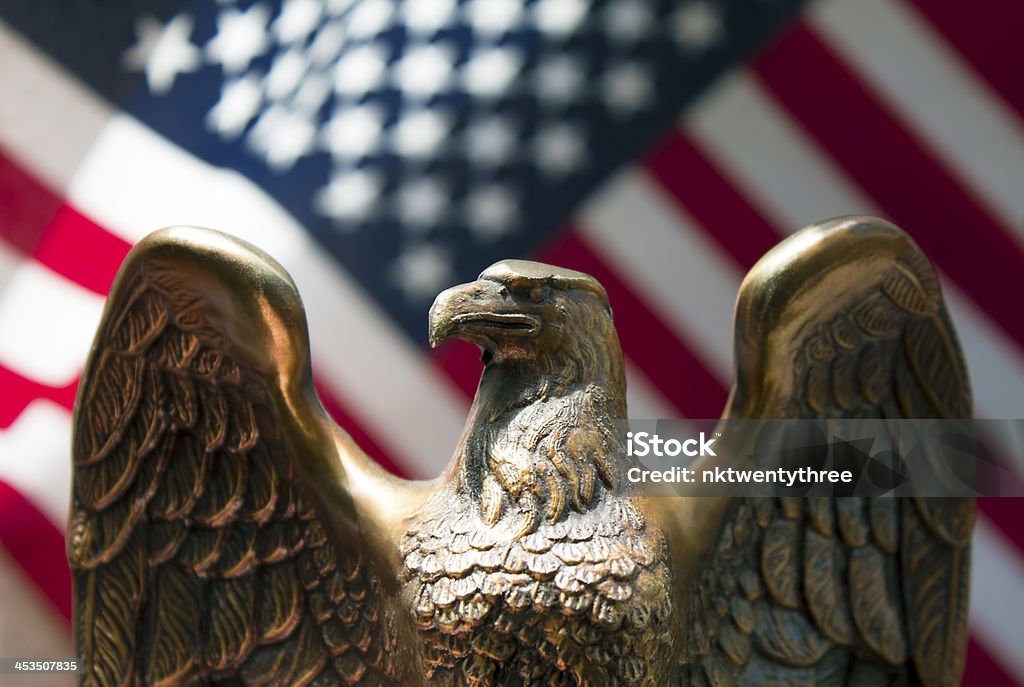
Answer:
68, 216, 974, 686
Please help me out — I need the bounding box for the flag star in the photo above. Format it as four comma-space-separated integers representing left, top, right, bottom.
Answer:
346, 0, 394, 40
391, 244, 453, 301
247, 104, 317, 171
206, 4, 272, 74
602, 61, 653, 115
321, 104, 386, 160
403, 0, 457, 36
326, 0, 359, 15
394, 44, 455, 100
463, 47, 523, 99
392, 109, 450, 159
272, 0, 322, 45
123, 14, 201, 95
334, 44, 389, 97
207, 72, 264, 138
397, 177, 449, 231
671, 1, 725, 52
464, 115, 517, 168
465, 0, 523, 37
315, 169, 381, 225
604, 0, 653, 44
534, 55, 585, 108
533, 123, 586, 177
533, 0, 589, 36
293, 72, 332, 116
264, 49, 309, 101
465, 185, 518, 240
309, 20, 348, 67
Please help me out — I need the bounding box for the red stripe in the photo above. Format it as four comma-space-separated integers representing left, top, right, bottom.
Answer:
431, 340, 484, 400
0, 365, 77, 429
538, 227, 729, 418
978, 497, 1024, 560
32, 205, 131, 295
314, 381, 409, 479
0, 149, 61, 255
0, 147, 129, 295
964, 636, 1018, 686
903, 0, 1024, 121
0, 481, 71, 625
754, 25, 1024, 351
643, 132, 780, 271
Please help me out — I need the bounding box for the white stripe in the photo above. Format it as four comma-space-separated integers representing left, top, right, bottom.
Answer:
0, 19, 110, 193
810, 0, 1024, 246
624, 361, 677, 420
0, 261, 104, 386
687, 71, 876, 229
971, 517, 1024, 683
65, 115, 467, 477
0, 400, 72, 528
684, 70, 1024, 420
976, 420, 1024, 478
579, 170, 739, 382
0, 29, 468, 478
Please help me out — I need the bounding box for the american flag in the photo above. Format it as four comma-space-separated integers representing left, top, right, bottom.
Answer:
0, 0, 1021, 683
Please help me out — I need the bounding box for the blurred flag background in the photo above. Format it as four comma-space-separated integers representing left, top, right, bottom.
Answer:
0, 0, 1021, 683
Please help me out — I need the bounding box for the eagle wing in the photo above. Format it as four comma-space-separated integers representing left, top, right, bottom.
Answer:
68, 227, 405, 686
684, 217, 974, 686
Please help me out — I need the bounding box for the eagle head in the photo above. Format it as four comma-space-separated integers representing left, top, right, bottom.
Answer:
428, 260, 623, 393
427, 260, 627, 529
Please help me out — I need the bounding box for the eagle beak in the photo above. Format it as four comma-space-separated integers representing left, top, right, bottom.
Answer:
428, 279, 541, 349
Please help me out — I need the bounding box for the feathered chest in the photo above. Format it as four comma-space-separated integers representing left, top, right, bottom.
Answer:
399, 494, 674, 686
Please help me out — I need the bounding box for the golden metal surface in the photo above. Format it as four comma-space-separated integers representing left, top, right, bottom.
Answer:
68, 216, 973, 686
